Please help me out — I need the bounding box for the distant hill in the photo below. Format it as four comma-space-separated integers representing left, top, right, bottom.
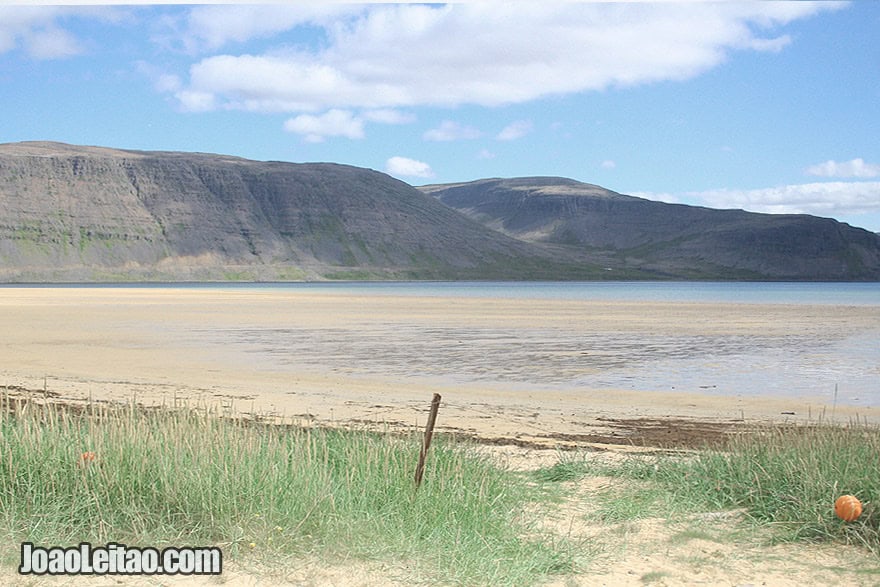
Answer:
420, 177, 880, 280
1, 142, 878, 281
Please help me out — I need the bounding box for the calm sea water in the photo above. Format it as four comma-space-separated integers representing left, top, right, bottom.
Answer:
15, 280, 878, 305
250, 281, 880, 305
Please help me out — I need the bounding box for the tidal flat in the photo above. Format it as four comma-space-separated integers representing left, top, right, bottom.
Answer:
1, 285, 877, 446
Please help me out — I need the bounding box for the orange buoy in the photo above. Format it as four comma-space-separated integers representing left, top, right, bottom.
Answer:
834, 495, 862, 522
79, 451, 97, 465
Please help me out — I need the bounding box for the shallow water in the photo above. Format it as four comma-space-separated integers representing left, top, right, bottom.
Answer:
8, 280, 880, 305
169, 281, 879, 407
211, 324, 876, 407
3, 282, 878, 408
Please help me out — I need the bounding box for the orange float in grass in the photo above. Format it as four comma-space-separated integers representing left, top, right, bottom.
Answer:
834, 495, 862, 522
79, 451, 97, 465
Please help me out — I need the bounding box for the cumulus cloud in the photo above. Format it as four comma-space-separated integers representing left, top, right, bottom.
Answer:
385, 156, 435, 179
423, 120, 482, 142
805, 158, 880, 179
0, 7, 84, 59
170, 2, 841, 113
496, 120, 533, 141
636, 182, 880, 218
283, 109, 364, 143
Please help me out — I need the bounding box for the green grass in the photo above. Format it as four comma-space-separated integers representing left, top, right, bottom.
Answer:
272, 266, 308, 281
535, 423, 880, 555
323, 268, 384, 280
679, 425, 880, 550
222, 269, 258, 281
0, 397, 576, 585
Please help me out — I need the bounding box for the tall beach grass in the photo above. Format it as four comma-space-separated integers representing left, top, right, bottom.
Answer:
682, 423, 880, 551
0, 394, 574, 585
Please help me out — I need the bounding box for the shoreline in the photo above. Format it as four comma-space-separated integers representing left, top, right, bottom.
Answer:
2, 381, 873, 453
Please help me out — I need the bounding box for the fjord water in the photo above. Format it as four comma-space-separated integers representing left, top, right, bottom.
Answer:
240, 280, 880, 305
24, 280, 878, 305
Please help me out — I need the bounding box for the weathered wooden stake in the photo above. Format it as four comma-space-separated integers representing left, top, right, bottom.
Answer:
414, 393, 442, 489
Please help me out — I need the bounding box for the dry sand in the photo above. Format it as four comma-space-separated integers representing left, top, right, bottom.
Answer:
2, 286, 879, 586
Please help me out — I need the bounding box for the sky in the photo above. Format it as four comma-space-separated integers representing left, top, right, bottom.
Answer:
1, 1, 879, 232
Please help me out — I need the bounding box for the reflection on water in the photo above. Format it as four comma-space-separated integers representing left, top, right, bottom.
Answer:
202, 325, 879, 407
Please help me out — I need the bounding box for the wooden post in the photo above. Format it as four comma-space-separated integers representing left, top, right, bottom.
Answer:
414, 393, 442, 489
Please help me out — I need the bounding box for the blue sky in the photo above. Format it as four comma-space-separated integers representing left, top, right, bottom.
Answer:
1, 2, 879, 232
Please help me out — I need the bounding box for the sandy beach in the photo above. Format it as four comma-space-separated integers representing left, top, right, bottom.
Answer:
3, 285, 880, 587
2, 286, 877, 448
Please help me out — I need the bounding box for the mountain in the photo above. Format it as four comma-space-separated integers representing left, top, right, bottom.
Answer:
0, 142, 610, 281
1, 142, 878, 281
420, 177, 880, 280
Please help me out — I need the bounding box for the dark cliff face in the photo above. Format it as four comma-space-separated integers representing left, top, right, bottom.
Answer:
421, 177, 880, 280
1, 142, 878, 281
0, 142, 563, 280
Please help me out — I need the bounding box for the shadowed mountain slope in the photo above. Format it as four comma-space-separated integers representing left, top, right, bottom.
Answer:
0, 142, 609, 281
420, 177, 880, 280
1, 143, 878, 281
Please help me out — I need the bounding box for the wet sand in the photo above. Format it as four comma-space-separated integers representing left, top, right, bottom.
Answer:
1, 287, 878, 448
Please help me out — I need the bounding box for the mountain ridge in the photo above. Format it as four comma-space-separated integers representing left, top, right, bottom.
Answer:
419, 176, 880, 280
1, 141, 878, 281
0, 141, 611, 281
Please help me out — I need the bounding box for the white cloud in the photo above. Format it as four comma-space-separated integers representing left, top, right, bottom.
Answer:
679, 182, 880, 217
477, 149, 496, 160
631, 182, 880, 222
385, 156, 435, 179
23, 26, 82, 59
283, 109, 364, 143
743, 34, 792, 53
0, 7, 83, 59
174, 5, 366, 53
280, 108, 415, 142
172, 2, 842, 113
600, 160, 617, 170
423, 120, 482, 142
363, 109, 416, 125
174, 90, 216, 113
496, 120, 533, 141
806, 158, 880, 179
